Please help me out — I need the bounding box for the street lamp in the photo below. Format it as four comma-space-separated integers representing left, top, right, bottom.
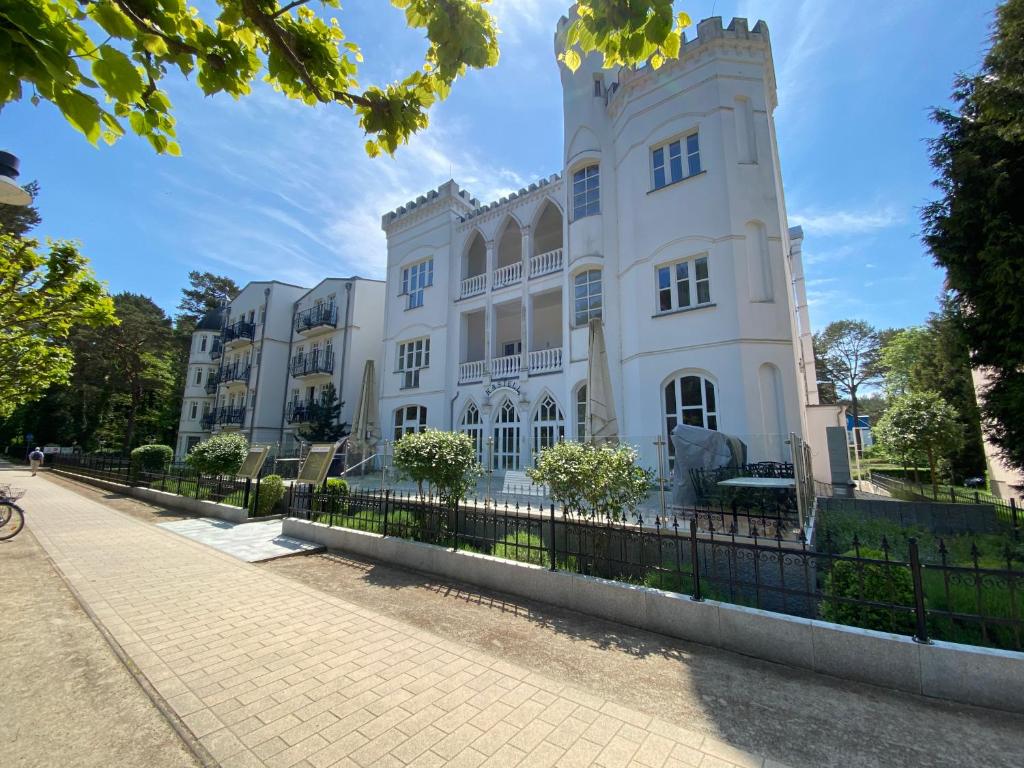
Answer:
0, 152, 32, 207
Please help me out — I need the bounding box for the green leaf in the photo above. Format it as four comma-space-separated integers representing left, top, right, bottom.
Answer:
88, 2, 135, 39
53, 90, 104, 144
140, 35, 169, 56
92, 45, 144, 103
562, 48, 581, 72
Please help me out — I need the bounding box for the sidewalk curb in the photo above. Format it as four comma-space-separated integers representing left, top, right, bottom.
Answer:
34, 530, 219, 768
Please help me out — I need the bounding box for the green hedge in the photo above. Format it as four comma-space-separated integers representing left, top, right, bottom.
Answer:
250, 474, 285, 516
130, 444, 173, 474
820, 549, 915, 633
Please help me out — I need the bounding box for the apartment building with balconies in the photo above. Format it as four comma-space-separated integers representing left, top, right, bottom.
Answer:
175, 306, 225, 458
379, 16, 837, 478
282, 278, 385, 454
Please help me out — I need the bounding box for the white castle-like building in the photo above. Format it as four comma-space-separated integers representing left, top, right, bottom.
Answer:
177, 16, 841, 481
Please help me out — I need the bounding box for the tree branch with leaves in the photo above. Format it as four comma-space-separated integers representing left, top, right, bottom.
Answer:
2, 1, 689, 156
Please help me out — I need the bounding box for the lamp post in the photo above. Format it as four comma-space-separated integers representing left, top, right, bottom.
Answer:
0, 152, 32, 207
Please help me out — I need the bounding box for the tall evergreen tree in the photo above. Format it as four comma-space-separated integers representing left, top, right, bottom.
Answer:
923, 0, 1024, 472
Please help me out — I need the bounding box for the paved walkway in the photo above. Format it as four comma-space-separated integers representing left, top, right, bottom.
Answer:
20, 471, 780, 768
158, 518, 324, 562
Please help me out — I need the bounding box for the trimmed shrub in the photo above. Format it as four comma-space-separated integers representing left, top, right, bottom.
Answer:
326, 478, 349, 495
250, 474, 285, 517
820, 549, 915, 633
392, 430, 481, 505
130, 444, 172, 474
186, 433, 248, 476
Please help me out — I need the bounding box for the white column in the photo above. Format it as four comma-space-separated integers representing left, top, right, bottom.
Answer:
484, 239, 495, 379
520, 225, 532, 376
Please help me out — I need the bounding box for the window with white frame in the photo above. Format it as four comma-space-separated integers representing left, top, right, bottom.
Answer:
190, 401, 198, 419
393, 405, 428, 440
532, 395, 565, 455
401, 259, 434, 309
656, 256, 711, 312
460, 403, 484, 463
573, 269, 602, 326
397, 337, 430, 389
652, 133, 701, 189
664, 374, 718, 468
575, 384, 587, 441
572, 164, 600, 219
194, 367, 202, 385
200, 335, 208, 352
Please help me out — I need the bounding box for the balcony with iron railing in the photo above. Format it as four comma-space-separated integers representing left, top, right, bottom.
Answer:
287, 400, 316, 423
201, 411, 216, 429
223, 320, 255, 345
295, 303, 338, 335
204, 376, 219, 395
291, 351, 335, 378
217, 406, 246, 426
209, 338, 222, 360
221, 363, 251, 384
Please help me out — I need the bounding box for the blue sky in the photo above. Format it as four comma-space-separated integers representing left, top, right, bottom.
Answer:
3, 1, 998, 329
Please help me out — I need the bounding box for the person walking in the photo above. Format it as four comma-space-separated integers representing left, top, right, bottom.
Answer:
29, 447, 44, 476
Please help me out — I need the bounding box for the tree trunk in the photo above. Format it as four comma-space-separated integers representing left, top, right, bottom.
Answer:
849, 389, 862, 456
928, 446, 938, 498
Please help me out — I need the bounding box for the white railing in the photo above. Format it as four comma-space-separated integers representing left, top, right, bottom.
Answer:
529, 248, 563, 278
458, 360, 486, 383
461, 273, 486, 298
528, 347, 563, 374
490, 354, 520, 379
492, 261, 522, 289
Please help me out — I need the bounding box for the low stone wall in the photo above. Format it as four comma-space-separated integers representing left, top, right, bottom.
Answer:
818, 496, 1000, 535
283, 517, 1024, 715
49, 469, 250, 524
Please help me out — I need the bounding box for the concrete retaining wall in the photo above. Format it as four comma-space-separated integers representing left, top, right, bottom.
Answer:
818, 496, 1000, 535
283, 517, 1024, 714
50, 469, 249, 524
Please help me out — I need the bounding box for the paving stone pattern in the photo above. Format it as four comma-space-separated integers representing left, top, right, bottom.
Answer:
23, 474, 781, 768
158, 518, 324, 562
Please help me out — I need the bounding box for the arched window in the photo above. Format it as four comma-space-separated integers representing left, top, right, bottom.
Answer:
663, 374, 718, 468
573, 269, 602, 326
393, 405, 427, 440
532, 395, 565, 455
575, 384, 587, 440
460, 402, 484, 463
492, 398, 520, 470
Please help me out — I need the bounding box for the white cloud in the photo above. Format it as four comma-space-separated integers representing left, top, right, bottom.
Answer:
790, 207, 902, 237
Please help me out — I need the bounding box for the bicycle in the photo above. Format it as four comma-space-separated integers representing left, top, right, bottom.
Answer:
0, 484, 25, 540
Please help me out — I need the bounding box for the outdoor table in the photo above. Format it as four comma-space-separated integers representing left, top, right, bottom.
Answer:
716, 477, 796, 489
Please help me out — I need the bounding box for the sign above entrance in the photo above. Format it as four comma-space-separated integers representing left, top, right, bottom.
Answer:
484, 380, 521, 398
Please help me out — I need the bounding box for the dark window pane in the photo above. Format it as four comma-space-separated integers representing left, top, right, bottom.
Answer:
707, 415, 718, 431
697, 282, 711, 304
682, 409, 704, 427
664, 381, 676, 414
695, 258, 709, 280
677, 279, 690, 308
659, 288, 672, 312
680, 376, 701, 406
705, 380, 716, 413
652, 147, 664, 169
654, 166, 666, 189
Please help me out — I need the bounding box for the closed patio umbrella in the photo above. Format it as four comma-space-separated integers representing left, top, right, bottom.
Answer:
585, 318, 619, 444
350, 360, 378, 467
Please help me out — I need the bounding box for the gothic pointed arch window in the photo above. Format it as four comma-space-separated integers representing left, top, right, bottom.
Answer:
492, 397, 520, 470
574, 383, 587, 441
532, 395, 565, 455
460, 402, 484, 463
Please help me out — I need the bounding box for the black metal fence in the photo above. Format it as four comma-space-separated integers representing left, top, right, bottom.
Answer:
289, 486, 1023, 652
872, 472, 1021, 530
50, 454, 254, 510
